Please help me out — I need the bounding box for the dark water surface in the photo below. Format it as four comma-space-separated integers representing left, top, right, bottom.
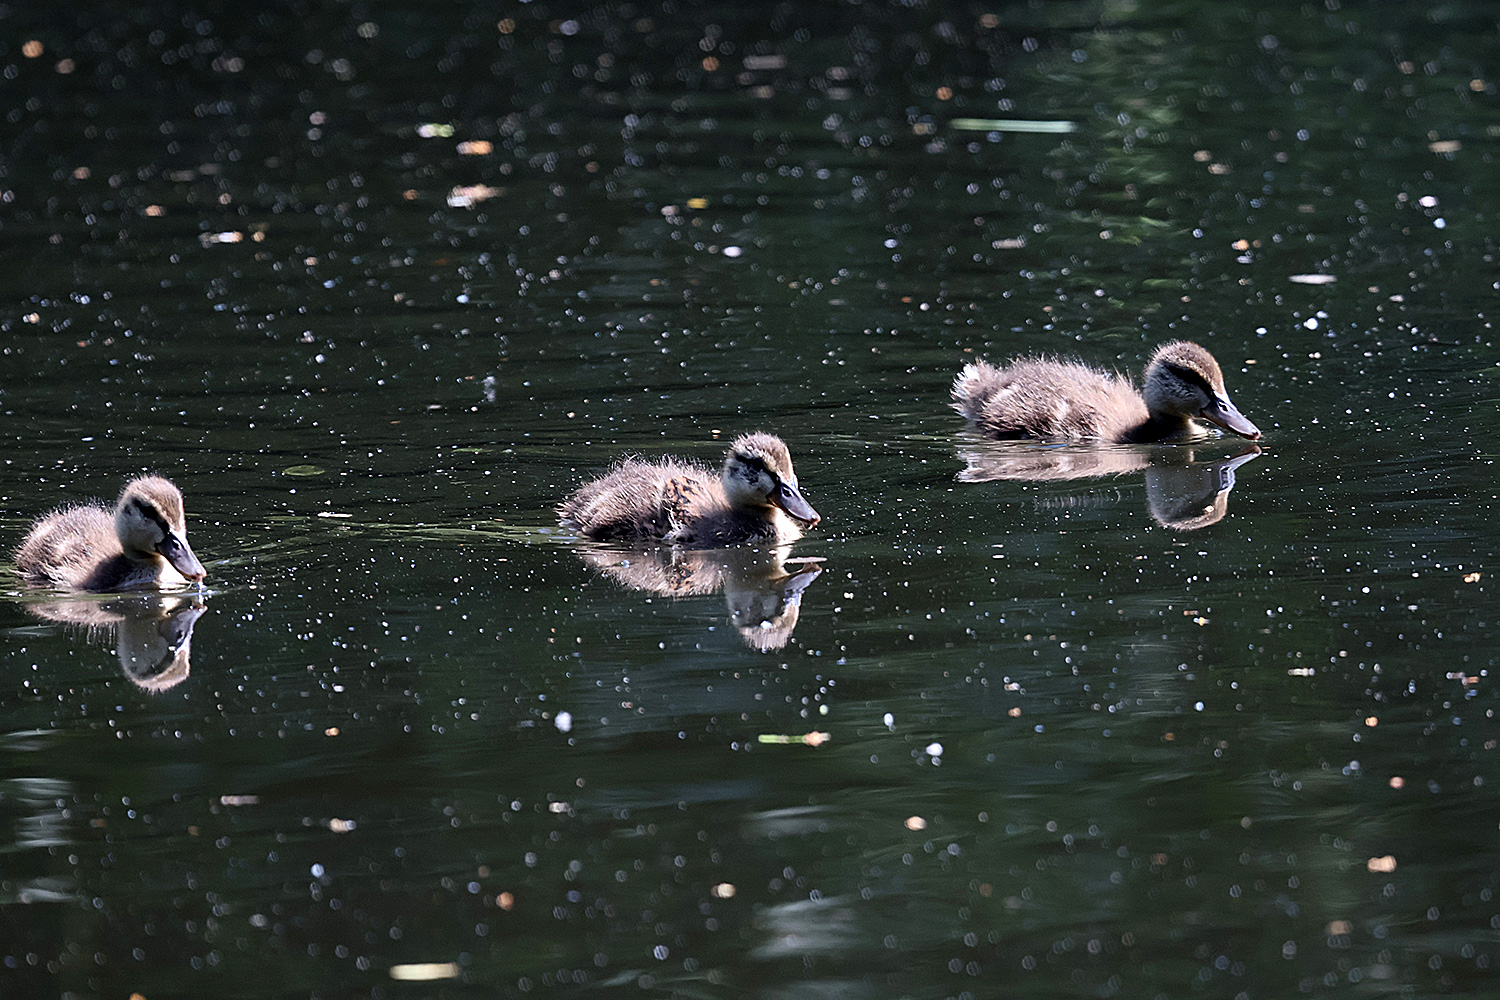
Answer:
2, 1, 1498, 997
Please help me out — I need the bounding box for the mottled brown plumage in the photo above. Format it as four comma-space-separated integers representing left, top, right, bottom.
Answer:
558, 433, 820, 547
952, 341, 1260, 443
14, 476, 207, 592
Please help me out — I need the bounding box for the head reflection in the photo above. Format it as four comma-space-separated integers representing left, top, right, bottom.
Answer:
24, 593, 206, 692
575, 546, 822, 650
956, 437, 1260, 530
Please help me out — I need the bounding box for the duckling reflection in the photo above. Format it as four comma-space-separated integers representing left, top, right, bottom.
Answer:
1143, 449, 1260, 530
957, 438, 1259, 529
23, 593, 206, 692
577, 546, 823, 651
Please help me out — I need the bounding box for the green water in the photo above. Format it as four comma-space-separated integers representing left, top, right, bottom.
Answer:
2, 1, 1498, 997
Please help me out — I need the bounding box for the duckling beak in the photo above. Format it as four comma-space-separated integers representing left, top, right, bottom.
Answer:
771, 480, 821, 526
1201, 395, 1261, 440
157, 530, 207, 582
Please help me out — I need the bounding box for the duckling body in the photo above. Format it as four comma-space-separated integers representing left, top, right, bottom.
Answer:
559, 432, 820, 547
15, 476, 207, 592
952, 340, 1260, 443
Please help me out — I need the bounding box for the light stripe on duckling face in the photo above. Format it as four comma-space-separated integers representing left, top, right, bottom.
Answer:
725, 449, 777, 508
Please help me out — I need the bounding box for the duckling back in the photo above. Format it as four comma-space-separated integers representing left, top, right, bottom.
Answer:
15, 505, 123, 590
558, 457, 717, 543
952, 358, 1148, 441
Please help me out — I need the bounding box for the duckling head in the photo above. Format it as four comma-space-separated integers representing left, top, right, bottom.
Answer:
114, 476, 207, 583
1143, 341, 1261, 440
722, 433, 821, 526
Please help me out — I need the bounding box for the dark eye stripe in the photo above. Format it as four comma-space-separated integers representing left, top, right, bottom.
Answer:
1163, 362, 1215, 395
735, 453, 768, 473
131, 498, 172, 534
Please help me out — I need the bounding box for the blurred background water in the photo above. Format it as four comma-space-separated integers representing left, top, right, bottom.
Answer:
1, 1, 1498, 997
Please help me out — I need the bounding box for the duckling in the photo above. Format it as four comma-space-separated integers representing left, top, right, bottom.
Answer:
559, 432, 820, 547
952, 340, 1261, 443
14, 476, 207, 592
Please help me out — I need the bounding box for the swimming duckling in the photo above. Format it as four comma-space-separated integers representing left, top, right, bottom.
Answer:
952, 340, 1260, 443
15, 476, 207, 592
559, 432, 820, 547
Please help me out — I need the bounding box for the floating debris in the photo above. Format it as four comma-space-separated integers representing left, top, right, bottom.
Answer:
743, 54, 786, 70
758, 731, 831, 747
950, 118, 1076, 134
390, 962, 460, 981
448, 184, 503, 208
